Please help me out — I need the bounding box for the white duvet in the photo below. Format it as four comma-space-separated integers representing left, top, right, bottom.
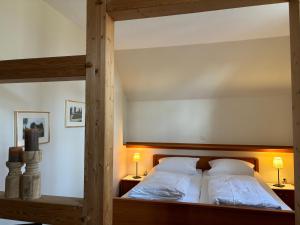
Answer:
128, 171, 191, 200
208, 175, 282, 209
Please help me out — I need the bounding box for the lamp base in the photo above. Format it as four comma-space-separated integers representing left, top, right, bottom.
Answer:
133, 176, 141, 179
273, 184, 285, 188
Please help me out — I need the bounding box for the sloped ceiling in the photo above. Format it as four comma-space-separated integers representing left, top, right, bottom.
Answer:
115, 3, 289, 50
43, 1, 289, 50
43, 1, 291, 100
44, 0, 86, 28
116, 37, 291, 100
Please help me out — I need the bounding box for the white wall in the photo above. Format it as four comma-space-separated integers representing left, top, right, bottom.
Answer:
127, 96, 293, 145
113, 72, 128, 196
0, 0, 85, 60
39, 81, 85, 197
126, 95, 294, 183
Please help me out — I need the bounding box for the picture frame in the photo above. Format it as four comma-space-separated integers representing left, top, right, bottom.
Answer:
15, 111, 50, 147
65, 100, 86, 128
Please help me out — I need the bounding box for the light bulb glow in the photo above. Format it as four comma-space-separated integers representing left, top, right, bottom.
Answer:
133, 153, 141, 162
273, 157, 283, 169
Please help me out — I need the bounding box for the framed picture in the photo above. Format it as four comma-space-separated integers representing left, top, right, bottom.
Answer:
65, 100, 85, 128
15, 111, 50, 147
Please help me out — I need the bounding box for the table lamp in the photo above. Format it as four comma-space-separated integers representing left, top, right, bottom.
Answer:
273, 157, 285, 187
133, 153, 141, 179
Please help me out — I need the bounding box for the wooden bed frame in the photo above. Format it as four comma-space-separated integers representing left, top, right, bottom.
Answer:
113, 154, 294, 225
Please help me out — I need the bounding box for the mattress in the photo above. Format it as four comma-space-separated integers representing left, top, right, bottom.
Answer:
122, 169, 202, 203
199, 171, 291, 211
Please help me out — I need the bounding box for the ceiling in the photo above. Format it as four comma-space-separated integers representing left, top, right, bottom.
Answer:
44, 0, 86, 28
116, 37, 291, 100
44, 1, 289, 50
115, 3, 289, 50
43, 1, 291, 101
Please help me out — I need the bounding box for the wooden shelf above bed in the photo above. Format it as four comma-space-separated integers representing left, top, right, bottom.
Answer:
126, 142, 293, 153
0, 191, 83, 225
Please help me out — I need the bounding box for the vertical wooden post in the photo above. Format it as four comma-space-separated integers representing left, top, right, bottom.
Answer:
85, 0, 114, 225
290, 1, 300, 224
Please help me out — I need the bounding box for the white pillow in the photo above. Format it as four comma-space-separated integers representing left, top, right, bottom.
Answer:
156, 157, 200, 175
208, 159, 254, 176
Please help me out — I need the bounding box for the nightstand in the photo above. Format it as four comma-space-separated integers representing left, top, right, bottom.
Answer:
119, 175, 145, 197
267, 183, 295, 210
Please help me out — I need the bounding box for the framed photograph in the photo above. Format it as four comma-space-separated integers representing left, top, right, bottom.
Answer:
65, 100, 85, 128
15, 111, 50, 147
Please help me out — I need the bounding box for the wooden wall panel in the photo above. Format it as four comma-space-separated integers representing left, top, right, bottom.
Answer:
0, 56, 86, 83
107, 0, 288, 21
289, 1, 300, 224
84, 0, 114, 225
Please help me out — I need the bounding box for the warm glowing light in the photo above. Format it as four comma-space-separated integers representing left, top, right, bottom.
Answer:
133, 153, 141, 162
273, 157, 283, 169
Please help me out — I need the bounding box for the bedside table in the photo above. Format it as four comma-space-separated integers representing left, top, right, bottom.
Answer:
267, 183, 295, 210
119, 175, 145, 197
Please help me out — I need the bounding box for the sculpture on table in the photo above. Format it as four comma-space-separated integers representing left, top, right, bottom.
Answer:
5, 128, 42, 200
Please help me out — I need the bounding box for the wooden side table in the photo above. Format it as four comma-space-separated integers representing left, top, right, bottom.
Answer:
267, 183, 295, 210
119, 175, 145, 197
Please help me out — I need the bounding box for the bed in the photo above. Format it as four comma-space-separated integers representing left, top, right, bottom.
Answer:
113, 154, 295, 225
123, 155, 289, 209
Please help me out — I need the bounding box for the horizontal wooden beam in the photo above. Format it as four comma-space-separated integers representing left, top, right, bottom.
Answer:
107, 0, 288, 21
0, 55, 86, 83
126, 142, 294, 153
0, 192, 83, 225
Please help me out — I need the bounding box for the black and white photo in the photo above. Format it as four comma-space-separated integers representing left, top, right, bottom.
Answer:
15, 111, 50, 146
65, 100, 85, 127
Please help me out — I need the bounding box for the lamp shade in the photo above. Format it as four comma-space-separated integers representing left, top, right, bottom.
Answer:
133, 153, 141, 162
273, 157, 283, 169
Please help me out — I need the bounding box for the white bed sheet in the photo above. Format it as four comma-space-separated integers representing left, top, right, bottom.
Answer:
122, 169, 202, 203
199, 171, 291, 211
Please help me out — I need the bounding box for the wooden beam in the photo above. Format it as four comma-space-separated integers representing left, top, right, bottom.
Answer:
0, 192, 83, 225
113, 198, 295, 225
107, 0, 288, 21
84, 0, 114, 225
289, 1, 300, 225
126, 142, 294, 153
0, 55, 86, 83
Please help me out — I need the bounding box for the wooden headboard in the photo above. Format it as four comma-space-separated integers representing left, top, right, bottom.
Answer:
153, 154, 259, 172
